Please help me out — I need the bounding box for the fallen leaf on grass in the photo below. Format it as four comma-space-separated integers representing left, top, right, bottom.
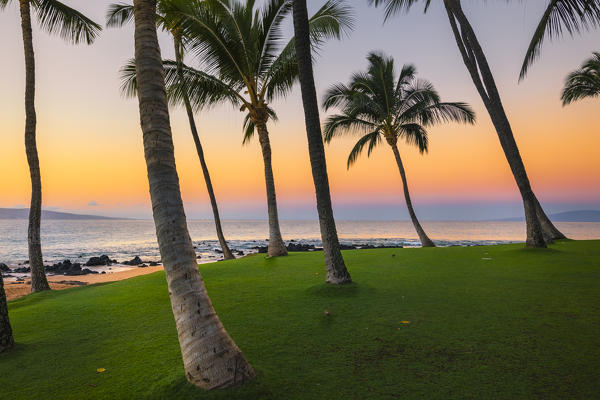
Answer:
96, 368, 106, 373
401, 321, 410, 324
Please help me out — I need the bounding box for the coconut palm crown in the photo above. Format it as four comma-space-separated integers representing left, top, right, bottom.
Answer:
323, 52, 474, 247
122, 0, 352, 257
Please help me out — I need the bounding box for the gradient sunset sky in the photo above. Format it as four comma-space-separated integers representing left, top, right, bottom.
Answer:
0, 0, 598, 220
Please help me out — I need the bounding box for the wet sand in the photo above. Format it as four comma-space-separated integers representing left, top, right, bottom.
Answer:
5, 265, 163, 301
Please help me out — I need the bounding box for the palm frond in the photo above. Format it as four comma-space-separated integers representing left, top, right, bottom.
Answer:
520, 0, 600, 80
34, 0, 102, 44
105, 2, 133, 28
346, 130, 381, 168
119, 58, 138, 98
262, 0, 354, 101
0, 0, 12, 11
323, 113, 378, 142
368, 0, 431, 21
162, 59, 243, 110
398, 123, 428, 153
561, 51, 600, 104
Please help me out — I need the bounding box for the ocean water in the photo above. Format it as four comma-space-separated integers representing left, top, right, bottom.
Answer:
0, 219, 599, 267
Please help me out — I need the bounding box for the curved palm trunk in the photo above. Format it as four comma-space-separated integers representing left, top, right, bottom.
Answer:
20, 0, 50, 292
292, 0, 351, 284
0, 274, 14, 354
173, 37, 235, 260
390, 144, 435, 247
534, 195, 566, 241
443, 0, 565, 247
255, 122, 287, 257
133, 0, 254, 389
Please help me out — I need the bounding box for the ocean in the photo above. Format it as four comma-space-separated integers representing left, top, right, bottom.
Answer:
1, 219, 599, 267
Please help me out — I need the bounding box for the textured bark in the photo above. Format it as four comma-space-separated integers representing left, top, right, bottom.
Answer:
133, 0, 254, 389
20, 0, 50, 292
255, 122, 287, 257
173, 36, 235, 260
0, 274, 14, 354
292, 0, 351, 284
443, 0, 561, 247
534, 194, 566, 242
390, 143, 435, 247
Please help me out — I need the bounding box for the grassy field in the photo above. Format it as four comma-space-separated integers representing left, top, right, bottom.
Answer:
2, 240, 599, 399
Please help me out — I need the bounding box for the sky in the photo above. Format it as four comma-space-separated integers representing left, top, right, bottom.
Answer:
0, 0, 599, 220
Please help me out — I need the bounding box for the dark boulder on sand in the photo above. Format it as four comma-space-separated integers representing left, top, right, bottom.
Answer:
46, 260, 98, 276
0, 264, 9, 272
286, 243, 316, 252
85, 255, 113, 267
123, 256, 143, 266
253, 246, 268, 254
149, 261, 159, 267
13, 267, 31, 273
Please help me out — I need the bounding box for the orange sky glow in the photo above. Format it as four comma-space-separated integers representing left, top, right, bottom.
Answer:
0, 1, 598, 220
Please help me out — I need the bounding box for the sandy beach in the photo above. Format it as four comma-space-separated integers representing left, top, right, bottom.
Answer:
5, 265, 163, 301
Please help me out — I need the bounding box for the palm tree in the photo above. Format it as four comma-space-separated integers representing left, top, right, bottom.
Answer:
149, 0, 353, 257
369, 0, 566, 247
107, 1, 235, 260
0, 273, 13, 354
131, 0, 254, 388
323, 52, 475, 247
561, 52, 600, 104
520, 0, 600, 80
291, 0, 351, 284
0, 0, 101, 291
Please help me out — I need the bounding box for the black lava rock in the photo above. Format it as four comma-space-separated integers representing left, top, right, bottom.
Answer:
123, 256, 143, 266
0, 263, 9, 272
85, 255, 113, 267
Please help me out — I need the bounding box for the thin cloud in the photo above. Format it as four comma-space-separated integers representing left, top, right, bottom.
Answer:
88, 200, 101, 207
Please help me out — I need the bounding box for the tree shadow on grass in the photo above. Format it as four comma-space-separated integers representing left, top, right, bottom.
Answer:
147, 371, 276, 400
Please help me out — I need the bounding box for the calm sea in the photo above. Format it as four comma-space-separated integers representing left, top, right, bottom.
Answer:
0, 219, 599, 266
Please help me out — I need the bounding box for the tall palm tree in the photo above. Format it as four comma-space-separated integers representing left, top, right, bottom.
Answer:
520, 0, 600, 80
107, 1, 235, 260
131, 0, 254, 389
323, 52, 475, 247
148, 0, 353, 257
370, 0, 566, 247
0, 273, 13, 354
0, 0, 101, 291
292, 0, 351, 284
561, 52, 600, 104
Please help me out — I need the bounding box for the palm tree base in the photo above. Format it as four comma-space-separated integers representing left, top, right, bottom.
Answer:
326, 271, 352, 285
267, 239, 288, 257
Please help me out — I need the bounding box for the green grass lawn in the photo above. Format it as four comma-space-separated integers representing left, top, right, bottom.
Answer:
2, 240, 599, 399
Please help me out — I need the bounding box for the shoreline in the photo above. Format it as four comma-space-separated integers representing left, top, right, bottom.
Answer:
5, 265, 163, 301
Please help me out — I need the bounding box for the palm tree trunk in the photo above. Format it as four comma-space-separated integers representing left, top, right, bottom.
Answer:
390, 143, 435, 247
443, 0, 564, 247
0, 273, 14, 354
19, 0, 50, 292
534, 195, 566, 241
255, 122, 287, 257
133, 0, 254, 389
292, 0, 351, 284
173, 36, 235, 260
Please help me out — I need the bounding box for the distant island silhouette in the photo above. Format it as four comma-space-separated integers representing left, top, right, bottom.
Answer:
0, 208, 121, 220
